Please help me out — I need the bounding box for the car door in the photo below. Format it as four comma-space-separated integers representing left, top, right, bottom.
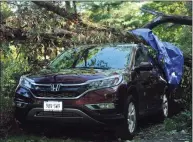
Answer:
131, 48, 151, 114
132, 48, 165, 113
149, 63, 167, 110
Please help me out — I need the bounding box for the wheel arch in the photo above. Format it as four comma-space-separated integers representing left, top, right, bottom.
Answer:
127, 86, 139, 104
116, 84, 139, 113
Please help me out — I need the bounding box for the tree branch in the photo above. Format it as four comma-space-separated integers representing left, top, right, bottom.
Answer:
32, 1, 118, 32
141, 8, 163, 16
32, 1, 79, 21
0, 25, 76, 42
141, 8, 192, 29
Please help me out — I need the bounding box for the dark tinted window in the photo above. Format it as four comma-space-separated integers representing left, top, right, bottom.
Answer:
135, 48, 149, 66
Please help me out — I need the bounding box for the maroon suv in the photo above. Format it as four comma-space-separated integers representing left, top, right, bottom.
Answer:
14, 43, 169, 139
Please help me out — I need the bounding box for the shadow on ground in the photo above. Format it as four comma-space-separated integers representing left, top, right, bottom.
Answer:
11, 114, 164, 142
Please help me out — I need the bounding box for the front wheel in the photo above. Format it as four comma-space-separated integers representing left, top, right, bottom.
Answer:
119, 96, 137, 140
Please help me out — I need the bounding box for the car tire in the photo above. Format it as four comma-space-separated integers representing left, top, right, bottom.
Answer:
119, 95, 137, 140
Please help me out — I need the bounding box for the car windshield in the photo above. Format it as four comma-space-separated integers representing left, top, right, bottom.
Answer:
49, 44, 134, 70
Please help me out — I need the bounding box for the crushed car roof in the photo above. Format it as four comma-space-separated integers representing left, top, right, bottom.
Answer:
130, 28, 184, 88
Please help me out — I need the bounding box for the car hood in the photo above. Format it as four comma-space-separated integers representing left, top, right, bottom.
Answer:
25, 68, 125, 84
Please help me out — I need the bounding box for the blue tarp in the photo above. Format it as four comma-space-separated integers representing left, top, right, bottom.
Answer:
130, 28, 184, 87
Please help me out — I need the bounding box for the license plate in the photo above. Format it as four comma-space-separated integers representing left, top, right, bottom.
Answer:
44, 101, 62, 112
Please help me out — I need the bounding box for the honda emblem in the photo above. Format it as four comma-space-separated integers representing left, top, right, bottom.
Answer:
51, 84, 60, 91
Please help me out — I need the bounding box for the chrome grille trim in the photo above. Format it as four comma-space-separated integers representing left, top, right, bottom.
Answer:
36, 92, 79, 98
30, 74, 122, 86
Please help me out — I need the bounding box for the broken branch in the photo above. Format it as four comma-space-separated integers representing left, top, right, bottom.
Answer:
141, 8, 192, 29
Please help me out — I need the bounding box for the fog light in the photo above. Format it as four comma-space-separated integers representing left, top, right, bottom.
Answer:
85, 103, 115, 110
15, 101, 27, 108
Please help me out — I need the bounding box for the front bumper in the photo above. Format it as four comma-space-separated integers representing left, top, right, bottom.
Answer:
27, 108, 103, 124
14, 85, 124, 126
14, 105, 124, 126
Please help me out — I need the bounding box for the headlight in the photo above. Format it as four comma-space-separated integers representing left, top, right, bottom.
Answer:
88, 75, 123, 90
19, 76, 34, 89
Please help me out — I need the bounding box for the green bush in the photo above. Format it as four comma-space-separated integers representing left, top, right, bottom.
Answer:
1, 45, 31, 97
0, 44, 31, 137
164, 111, 192, 132
177, 65, 192, 110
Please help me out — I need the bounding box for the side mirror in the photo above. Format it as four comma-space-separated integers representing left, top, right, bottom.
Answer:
135, 62, 153, 71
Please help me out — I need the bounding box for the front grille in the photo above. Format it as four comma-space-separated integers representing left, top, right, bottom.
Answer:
31, 84, 89, 98
33, 85, 80, 92
36, 111, 81, 117
36, 92, 79, 98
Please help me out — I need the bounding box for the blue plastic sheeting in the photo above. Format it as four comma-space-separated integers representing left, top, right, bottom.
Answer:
130, 28, 184, 87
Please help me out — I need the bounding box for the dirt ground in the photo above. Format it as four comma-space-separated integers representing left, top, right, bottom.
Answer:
1, 114, 191, 142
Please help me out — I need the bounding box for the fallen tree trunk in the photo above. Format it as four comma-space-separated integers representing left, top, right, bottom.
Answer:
1, 24, 144, 48
141, 8, 192, 29
0, 25, 76, 41
144, 15, 192, 29
32, 1, 122, 32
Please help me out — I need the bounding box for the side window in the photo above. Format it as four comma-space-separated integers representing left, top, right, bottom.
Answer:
135, 48, 149, 66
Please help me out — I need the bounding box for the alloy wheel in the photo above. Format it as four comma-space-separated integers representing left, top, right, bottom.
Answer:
127, 102, 136, 133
